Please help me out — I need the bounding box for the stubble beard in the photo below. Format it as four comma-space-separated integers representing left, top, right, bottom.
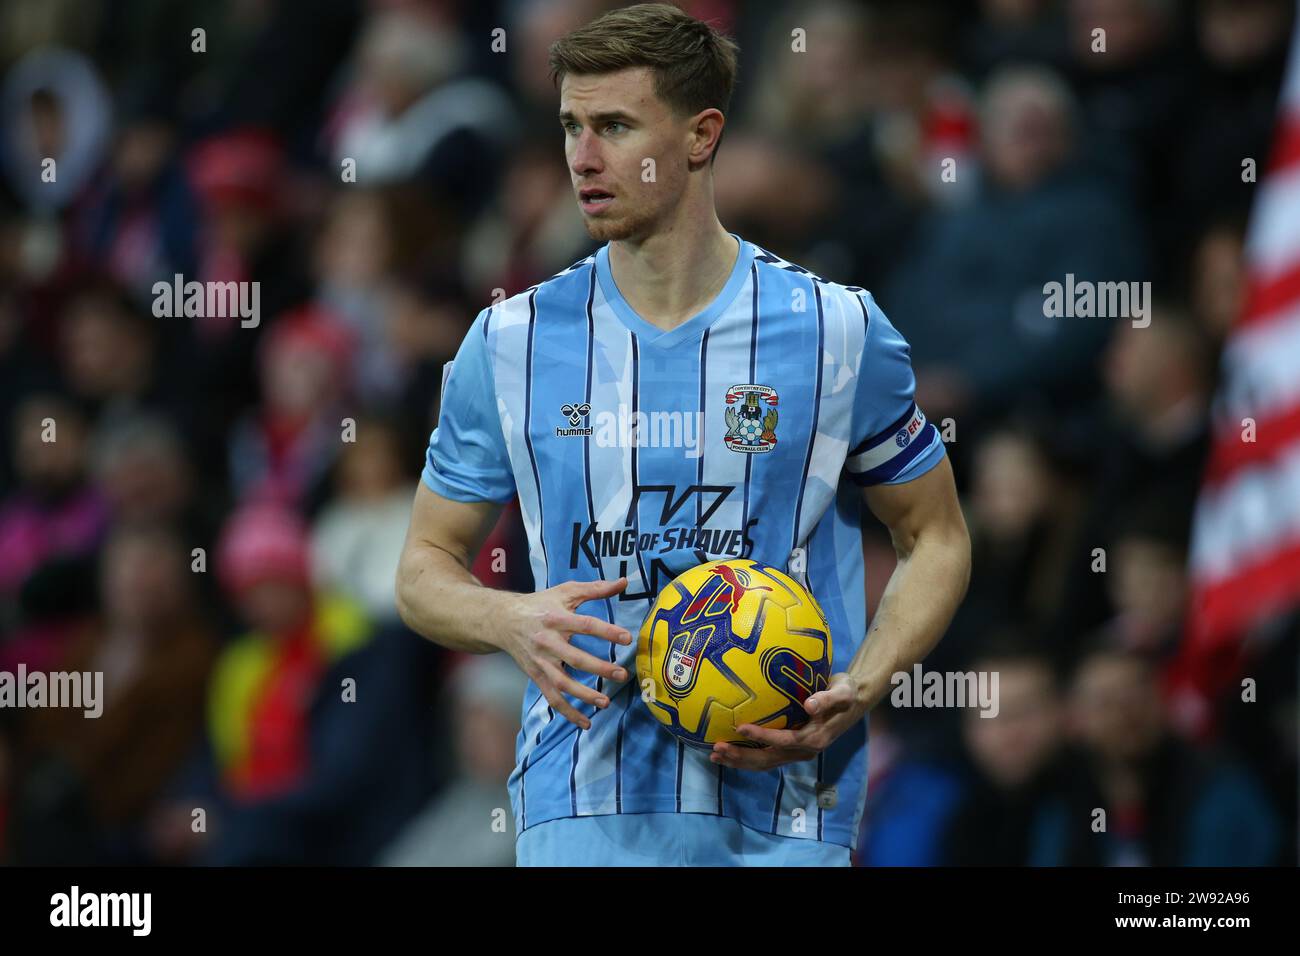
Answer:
581, 200, 658, 243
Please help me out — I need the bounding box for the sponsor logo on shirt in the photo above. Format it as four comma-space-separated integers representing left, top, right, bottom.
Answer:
567, 484, 760, 602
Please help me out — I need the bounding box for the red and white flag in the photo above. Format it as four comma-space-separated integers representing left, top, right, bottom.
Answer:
1176, 16, 1300, 734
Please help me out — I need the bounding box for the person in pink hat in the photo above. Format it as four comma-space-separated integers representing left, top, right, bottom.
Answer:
208, 502, 372, 801
147, 500, 440, 865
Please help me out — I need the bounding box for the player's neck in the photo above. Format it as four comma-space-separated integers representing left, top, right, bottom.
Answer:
607, 216, 739, 333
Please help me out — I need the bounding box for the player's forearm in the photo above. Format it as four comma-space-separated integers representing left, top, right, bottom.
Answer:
395, 543, 514, 654
846, 522, 971, 711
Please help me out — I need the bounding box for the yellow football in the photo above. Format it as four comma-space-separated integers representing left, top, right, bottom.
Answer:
635, 558, 832, 746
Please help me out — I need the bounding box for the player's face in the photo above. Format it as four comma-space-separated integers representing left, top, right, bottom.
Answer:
559, 67, 690, 242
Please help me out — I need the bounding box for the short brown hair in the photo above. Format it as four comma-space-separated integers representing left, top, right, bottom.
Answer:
549, 3, 739, 157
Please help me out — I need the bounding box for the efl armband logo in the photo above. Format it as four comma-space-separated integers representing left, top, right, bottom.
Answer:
895, 410, 926, 448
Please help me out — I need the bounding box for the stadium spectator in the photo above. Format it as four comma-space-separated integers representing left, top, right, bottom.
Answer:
718, 1, 925, 285
886, 64, 1145, 429
163, 503, 438, 865
1165, 0, 1291, 260
311, 415, 420, 624
184, 127, 313, 454
461, 137, 591, 299
68, 84, 200, 299
1188, 214, 1248, 345
0, 394, 105, 673
943, 644, 1102, 865
941, 423, 1079, 667
9, 521, 217, 864
859, 642, 1104, 866
55, 278, 182, 430
1067, 644, 1283, 865
1061, 0, 1184, 229
93, 412, 200, 525
1054, 307, 1212, 644
379, 275, 473, 429
0, 47, 110, 214
227, 304, 354, 511
1099, 501, 1193, 661
380, 653, 529, 867
963, 0, 1070, 79
90, 411, 227, 616
310, 185, 454, 409
328, 9, 516, 222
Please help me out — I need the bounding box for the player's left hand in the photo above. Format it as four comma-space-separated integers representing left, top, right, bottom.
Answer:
709, 672, 866, 771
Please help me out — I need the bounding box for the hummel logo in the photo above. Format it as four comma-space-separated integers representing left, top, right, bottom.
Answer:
556, 402, 594, 438
561, 402, 591, 426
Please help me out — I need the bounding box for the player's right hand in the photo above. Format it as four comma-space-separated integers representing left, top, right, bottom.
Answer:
495, 577, 632, 729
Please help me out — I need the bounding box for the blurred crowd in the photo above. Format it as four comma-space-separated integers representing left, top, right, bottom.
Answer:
0, 0, 1295, 866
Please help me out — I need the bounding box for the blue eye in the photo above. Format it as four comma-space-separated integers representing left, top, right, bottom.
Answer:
606, 122, 625, 133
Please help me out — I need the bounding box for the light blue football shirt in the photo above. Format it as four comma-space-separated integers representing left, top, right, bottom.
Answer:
421, 236, 946, 848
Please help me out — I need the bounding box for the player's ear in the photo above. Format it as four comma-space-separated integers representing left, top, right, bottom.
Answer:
688, 108, 725, 167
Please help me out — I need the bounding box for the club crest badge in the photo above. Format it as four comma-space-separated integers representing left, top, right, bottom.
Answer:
723, 383, 778, 453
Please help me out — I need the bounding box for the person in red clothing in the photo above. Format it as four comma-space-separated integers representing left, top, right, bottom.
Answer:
151, 501, 439, 865
149, 502, 377, 864
209, 503, 372, 799
227, 307, 356, 511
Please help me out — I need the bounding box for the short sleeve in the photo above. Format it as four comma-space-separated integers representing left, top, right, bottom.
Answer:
421, 310, 516, 503
843, 294, 946, 487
